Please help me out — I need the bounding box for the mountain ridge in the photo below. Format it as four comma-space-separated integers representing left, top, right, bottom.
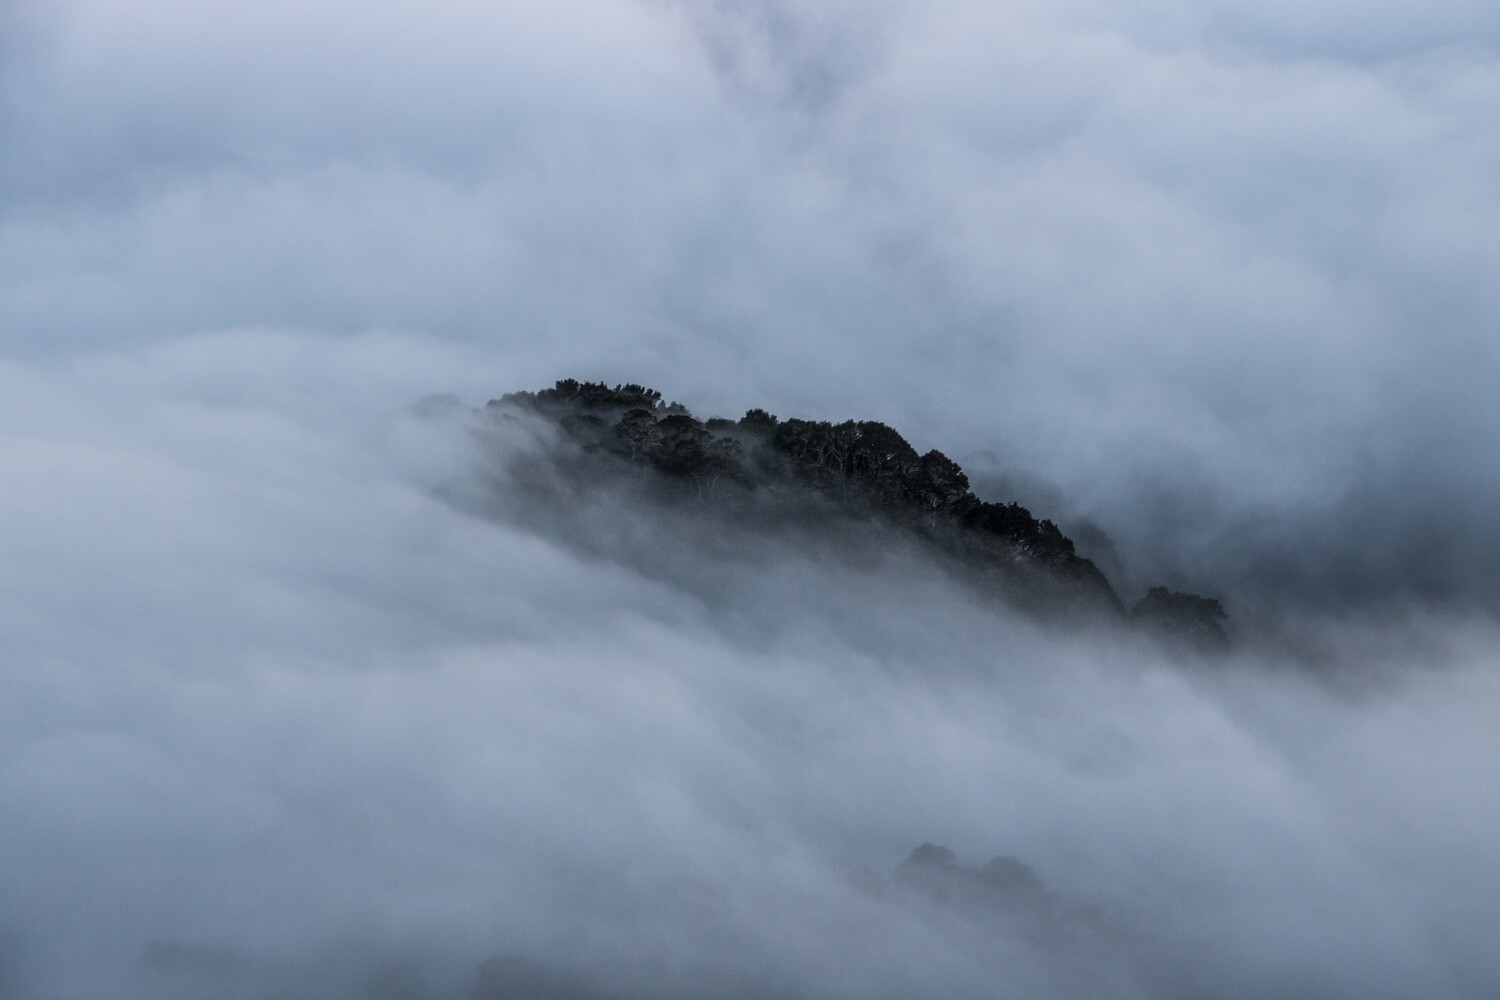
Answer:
484, 379, 1228, 647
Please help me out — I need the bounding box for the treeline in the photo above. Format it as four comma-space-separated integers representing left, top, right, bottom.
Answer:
489, 380, 1227, 647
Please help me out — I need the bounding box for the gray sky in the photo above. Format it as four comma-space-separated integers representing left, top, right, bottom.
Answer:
3, 1, 1500, 996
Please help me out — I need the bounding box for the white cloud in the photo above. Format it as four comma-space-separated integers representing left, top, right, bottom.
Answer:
3, 1, 1500, 993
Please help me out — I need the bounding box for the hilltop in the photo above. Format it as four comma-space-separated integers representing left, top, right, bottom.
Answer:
481, 380, 1228, 646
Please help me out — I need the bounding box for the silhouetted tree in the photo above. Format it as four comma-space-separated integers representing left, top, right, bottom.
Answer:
1131, 587, 1229, 649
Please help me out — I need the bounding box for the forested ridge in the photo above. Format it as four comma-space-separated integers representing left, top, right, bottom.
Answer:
487, 380, 1228, 647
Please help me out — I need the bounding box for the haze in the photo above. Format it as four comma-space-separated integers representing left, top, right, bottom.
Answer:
2, 1, 1498, 996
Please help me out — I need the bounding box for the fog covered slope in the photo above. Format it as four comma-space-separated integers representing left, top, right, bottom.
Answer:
5, 349, 1497, 999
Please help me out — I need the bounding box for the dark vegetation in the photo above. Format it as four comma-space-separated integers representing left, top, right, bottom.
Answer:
484, 380, 1228, 647
895, 843, 1052, 913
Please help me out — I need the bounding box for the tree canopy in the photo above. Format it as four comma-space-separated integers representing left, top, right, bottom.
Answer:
491, 380, 1228, 646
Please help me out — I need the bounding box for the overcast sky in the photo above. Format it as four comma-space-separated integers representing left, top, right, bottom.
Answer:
3, 1, 1500, 997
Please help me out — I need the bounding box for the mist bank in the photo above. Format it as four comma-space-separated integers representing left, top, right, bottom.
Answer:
3, 334, 1498, 998
5, 0, 1500, 623
4, 0, 1500, 994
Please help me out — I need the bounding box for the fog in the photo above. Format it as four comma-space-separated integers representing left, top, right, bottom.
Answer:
5, 0, 1500, 608
1, 336, 1496, 998
3, 0, 1500, 996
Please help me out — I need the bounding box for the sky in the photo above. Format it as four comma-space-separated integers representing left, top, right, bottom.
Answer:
2, 1, 1500, 997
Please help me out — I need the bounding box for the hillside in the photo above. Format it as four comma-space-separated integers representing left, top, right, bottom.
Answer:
482, 380, 1228, 646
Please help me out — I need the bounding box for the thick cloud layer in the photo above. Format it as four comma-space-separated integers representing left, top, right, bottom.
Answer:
4, 0, 1500, 608
3, 1, 1500, 996
2, 335, 1499, 999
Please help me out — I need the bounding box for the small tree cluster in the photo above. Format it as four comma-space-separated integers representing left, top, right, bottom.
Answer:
1131, 586, 1229, 649
494, 379, 670, 415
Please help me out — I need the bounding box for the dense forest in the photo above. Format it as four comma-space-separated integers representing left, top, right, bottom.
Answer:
483, 380, 1228, 648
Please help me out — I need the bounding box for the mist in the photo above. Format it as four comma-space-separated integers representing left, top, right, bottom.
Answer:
1, 336, 1496, 997
3, 0, 1500, 996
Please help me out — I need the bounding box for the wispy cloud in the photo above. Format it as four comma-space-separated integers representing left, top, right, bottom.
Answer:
2, 1, 1499, 994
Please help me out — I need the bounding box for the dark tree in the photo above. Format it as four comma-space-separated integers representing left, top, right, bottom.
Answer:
1131, 586, 1229, 649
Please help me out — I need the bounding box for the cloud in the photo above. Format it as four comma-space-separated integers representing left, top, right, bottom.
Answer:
3, 1, 1500, 994
4, 0, 1499, 610
1, 335, 1499, 998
